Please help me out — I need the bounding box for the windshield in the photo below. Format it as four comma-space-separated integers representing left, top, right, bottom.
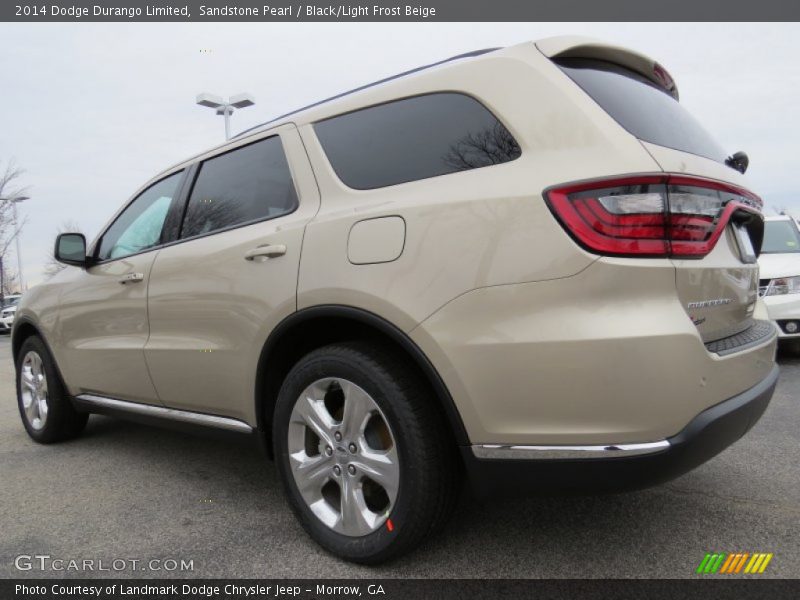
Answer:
762, 220, 800, 254
3, 297, 20, 307
555, 58, 728, 163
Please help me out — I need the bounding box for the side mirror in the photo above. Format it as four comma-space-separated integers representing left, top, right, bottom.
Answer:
54, 233, 88, 267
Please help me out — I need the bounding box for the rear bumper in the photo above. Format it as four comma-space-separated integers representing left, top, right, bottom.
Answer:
462, 364, 778, 497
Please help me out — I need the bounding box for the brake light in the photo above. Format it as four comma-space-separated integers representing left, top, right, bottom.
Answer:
652, 62, 678, 99
545, 175, 762, 258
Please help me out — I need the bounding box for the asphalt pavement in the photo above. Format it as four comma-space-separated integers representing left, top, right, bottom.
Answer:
0, 335, 797, 578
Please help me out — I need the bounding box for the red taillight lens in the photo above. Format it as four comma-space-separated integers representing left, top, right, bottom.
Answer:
545, 175, 762, 258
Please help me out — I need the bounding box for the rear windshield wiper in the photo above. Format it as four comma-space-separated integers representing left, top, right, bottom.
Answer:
726, 151, 749, 174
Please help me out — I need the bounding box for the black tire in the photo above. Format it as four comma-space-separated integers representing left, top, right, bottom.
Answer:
273, 341, 460, 564
16, 335, 88, 443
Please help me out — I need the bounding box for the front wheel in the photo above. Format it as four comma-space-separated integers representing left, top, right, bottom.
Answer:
16, 335, 88, 443
273, 342, 459, 564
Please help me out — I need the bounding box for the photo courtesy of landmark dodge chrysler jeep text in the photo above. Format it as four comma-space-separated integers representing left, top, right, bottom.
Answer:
13, 37, 778, 563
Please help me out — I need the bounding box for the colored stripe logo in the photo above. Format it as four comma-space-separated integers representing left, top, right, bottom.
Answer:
696, 552, 773, 574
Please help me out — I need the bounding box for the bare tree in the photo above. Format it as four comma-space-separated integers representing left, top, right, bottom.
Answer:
0, 160, 30, 300
1, 269, 19, 297
44, 220, 85, 279
442, 122, 522, 172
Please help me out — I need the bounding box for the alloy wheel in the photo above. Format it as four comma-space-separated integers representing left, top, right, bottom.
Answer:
287, 377, 399, 536
20, 350, 49, 431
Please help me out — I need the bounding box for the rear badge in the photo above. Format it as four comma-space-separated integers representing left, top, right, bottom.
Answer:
687, 299, 733, 310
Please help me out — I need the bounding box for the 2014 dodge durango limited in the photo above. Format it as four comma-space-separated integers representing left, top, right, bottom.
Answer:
13, 37, 779, 563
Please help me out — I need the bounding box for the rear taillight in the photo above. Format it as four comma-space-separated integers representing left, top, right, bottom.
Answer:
545, 175, 762, 258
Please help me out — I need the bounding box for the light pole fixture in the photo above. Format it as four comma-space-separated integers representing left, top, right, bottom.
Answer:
0, 194, 28, 292
196, 92, 256, 140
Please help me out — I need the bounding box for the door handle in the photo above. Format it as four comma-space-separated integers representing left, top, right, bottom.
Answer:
118, 272, 144, 284
244, 244, 287, 261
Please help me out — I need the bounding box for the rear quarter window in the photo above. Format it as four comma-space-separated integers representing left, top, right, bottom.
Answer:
555, 58, 727, 163
313, 92, 520, 190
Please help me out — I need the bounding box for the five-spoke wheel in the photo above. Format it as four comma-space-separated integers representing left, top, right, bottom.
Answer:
20, 350, 49, 431
16, 335, 88, 443
274, 342, 459, 564
288, 377, 399, 536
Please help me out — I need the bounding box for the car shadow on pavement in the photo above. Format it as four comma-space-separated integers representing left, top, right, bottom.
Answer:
61, 411, 791, 578
777, 344, 800, 364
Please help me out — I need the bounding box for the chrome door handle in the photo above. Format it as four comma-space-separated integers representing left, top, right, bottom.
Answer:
244, 244, 287, 261
118, 272, 144, 284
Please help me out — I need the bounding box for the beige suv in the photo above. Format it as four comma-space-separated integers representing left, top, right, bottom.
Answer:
14, 37, 778, 563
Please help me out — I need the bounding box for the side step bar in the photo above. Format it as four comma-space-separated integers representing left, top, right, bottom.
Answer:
74, 394, 253, 434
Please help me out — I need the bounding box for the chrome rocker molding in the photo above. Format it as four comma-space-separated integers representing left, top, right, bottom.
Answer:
472, 440, 671, 460
74, 394, 253, 434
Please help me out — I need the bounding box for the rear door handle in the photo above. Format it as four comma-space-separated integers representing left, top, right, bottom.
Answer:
244, 244, 287, 261
118, 272, 144, 284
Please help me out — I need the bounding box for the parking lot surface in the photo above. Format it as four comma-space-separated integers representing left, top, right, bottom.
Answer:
0, 335, 797, 578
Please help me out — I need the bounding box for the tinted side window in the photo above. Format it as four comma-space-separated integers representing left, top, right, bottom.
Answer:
181, 136, 297, 239
555, 58, 727, 163
314, 93, 520, 190
98, 171, 183, 261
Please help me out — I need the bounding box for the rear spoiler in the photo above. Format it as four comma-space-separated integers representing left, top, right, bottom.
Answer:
535, 36, 679, 100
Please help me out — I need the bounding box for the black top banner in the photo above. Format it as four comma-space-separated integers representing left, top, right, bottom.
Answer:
3, 0, 800, 22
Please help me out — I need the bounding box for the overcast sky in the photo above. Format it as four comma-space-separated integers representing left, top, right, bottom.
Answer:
0, 22, 798, 287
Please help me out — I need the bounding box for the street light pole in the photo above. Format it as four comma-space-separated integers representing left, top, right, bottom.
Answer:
12, 200, 24, 291
196, 93, 256, 140
219, 105, 234, 140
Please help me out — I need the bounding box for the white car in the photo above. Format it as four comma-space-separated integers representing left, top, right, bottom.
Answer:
759, 215, 800, 343
0, 295, 21, 333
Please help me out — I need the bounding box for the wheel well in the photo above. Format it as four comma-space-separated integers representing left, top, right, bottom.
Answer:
255, 306, 469, 458
12, 321, 40, 365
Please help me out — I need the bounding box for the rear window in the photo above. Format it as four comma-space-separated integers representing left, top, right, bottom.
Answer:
762, 220, 800, 254
555, 58, 727, 163
314, 93, 520, 190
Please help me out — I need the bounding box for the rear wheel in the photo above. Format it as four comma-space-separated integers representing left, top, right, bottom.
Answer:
273, 341, 459, 563
16, 336, 88, 443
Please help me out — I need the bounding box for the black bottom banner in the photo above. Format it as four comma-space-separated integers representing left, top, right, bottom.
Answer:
3, 579, 799, 600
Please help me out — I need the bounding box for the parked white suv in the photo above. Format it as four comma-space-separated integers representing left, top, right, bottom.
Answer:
759, 215, 800, 345
13, 37, 778, 563
1, 294, 21, 333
